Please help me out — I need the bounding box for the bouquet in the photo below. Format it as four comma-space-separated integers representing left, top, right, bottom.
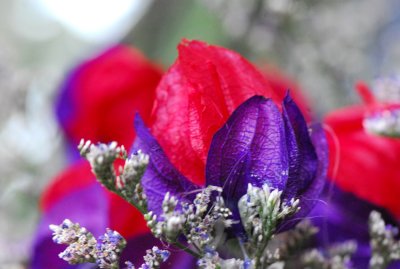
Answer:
32, 40, 400, 269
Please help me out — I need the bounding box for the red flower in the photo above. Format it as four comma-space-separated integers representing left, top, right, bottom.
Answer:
56, 45, 162, 151
33, 40, 313, 268
32, 45, 165, 269
325, 80, 400, 216
149, 40, 310, 185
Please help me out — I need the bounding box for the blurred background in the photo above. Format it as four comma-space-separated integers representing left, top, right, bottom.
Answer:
1, 0, 400, 267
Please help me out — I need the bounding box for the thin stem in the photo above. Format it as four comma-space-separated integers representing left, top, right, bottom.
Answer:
168, 239, 202, 259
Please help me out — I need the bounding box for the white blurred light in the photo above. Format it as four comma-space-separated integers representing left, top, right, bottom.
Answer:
36, 0, 151, 42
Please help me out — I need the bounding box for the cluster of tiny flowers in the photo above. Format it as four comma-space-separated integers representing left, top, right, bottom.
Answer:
79, 139, 126, 190
125, 247, 170, 269
372, 76, 400, 103
182, 186, 233, 249
78, 140, 149, 212
96, 229, 127, 269
300, 241, 356, 269
51, 220, 171, 269
278, 220, 318, 260
197, 247, 254, 269
238, 184, 300, 268
145, 186, 233, 256
363, 109, 400, 137
145, 192, 182, 239
369, 211, 400, 269
116, 151, 149, 210
49, 219, 97, 264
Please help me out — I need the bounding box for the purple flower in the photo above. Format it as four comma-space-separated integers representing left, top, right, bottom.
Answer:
310, 184, 400, 269
133, 94, 328, 233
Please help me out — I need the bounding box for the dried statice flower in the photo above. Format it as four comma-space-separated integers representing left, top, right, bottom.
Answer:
372, 76, 400, 103
140, 247, 170, 269
197, 247, 254, 269
50, 219, 170, 269
238, 184, 300, 267
298, 239, 356, 269
125, 247, 170, 269
49, 219, 97, 264
96, 229, 127, 269
359, 76, 400, 137
279, 220, 319, 260
369, 211, 400, 269
145, 186, 233, 258
301, 249, 326, 268
78, 139, 149, 212
363, 108, 400, 138
78, 139, 126, 190
116, 150, 149, 210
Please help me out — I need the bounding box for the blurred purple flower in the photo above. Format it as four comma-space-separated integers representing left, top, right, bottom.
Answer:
310, 184, 400, 269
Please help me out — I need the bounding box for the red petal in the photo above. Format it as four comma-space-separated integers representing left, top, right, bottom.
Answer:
62, 45, 162, 148
258, 64, 311, 120
40, 161, 94, 212
150, 40, 302, 185
40, 160, 149, 238
325, 106, 400, 216
355, 80, 376, 106
107, 192, 149, 238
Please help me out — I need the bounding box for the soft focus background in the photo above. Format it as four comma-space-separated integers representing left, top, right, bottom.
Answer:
1, 0, 400, 267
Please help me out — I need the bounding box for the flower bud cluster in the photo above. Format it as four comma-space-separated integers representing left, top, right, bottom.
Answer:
197, 247, 254, 269
116, 151, 149, 210
49, 219, 97, 264
78, 139, 126, 190
279, 220, 318, 260
363, 109, 400, 138
238, 184, 300, 267
182, 186, 232, 249
145, 186, 233, 256
300, 240, 356, 269
78, 140, 149, 212
125, 247, 170, 269
50, 219, 170, 269
369, 211, 400, 269
145, 192, 183, 239
96, 229, 127, 268
372, 76, 400, 103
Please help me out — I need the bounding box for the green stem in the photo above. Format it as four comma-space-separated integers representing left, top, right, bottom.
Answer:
169, 240, 202, 259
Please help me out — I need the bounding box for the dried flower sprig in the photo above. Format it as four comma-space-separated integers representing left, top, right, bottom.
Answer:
78, 139, 149, 213
363, 109, 400, 138
369, 211, 400, 269
238, 184, 300, 268
50, 219, 97, 264
125, 247, 170, 269
299, 240, 356, 269
51, 142, 388, 269
50, 219, 170, 269
145, 185, 233, 259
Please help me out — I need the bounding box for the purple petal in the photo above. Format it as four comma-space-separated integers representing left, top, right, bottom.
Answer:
282, 94, 318, 200
279, 123, 327, 231
310, 184, 400, 269
132, 115, 198, 217
30, 183, 108, 269
206, 96, 288, 214
55, 68, 80, 136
